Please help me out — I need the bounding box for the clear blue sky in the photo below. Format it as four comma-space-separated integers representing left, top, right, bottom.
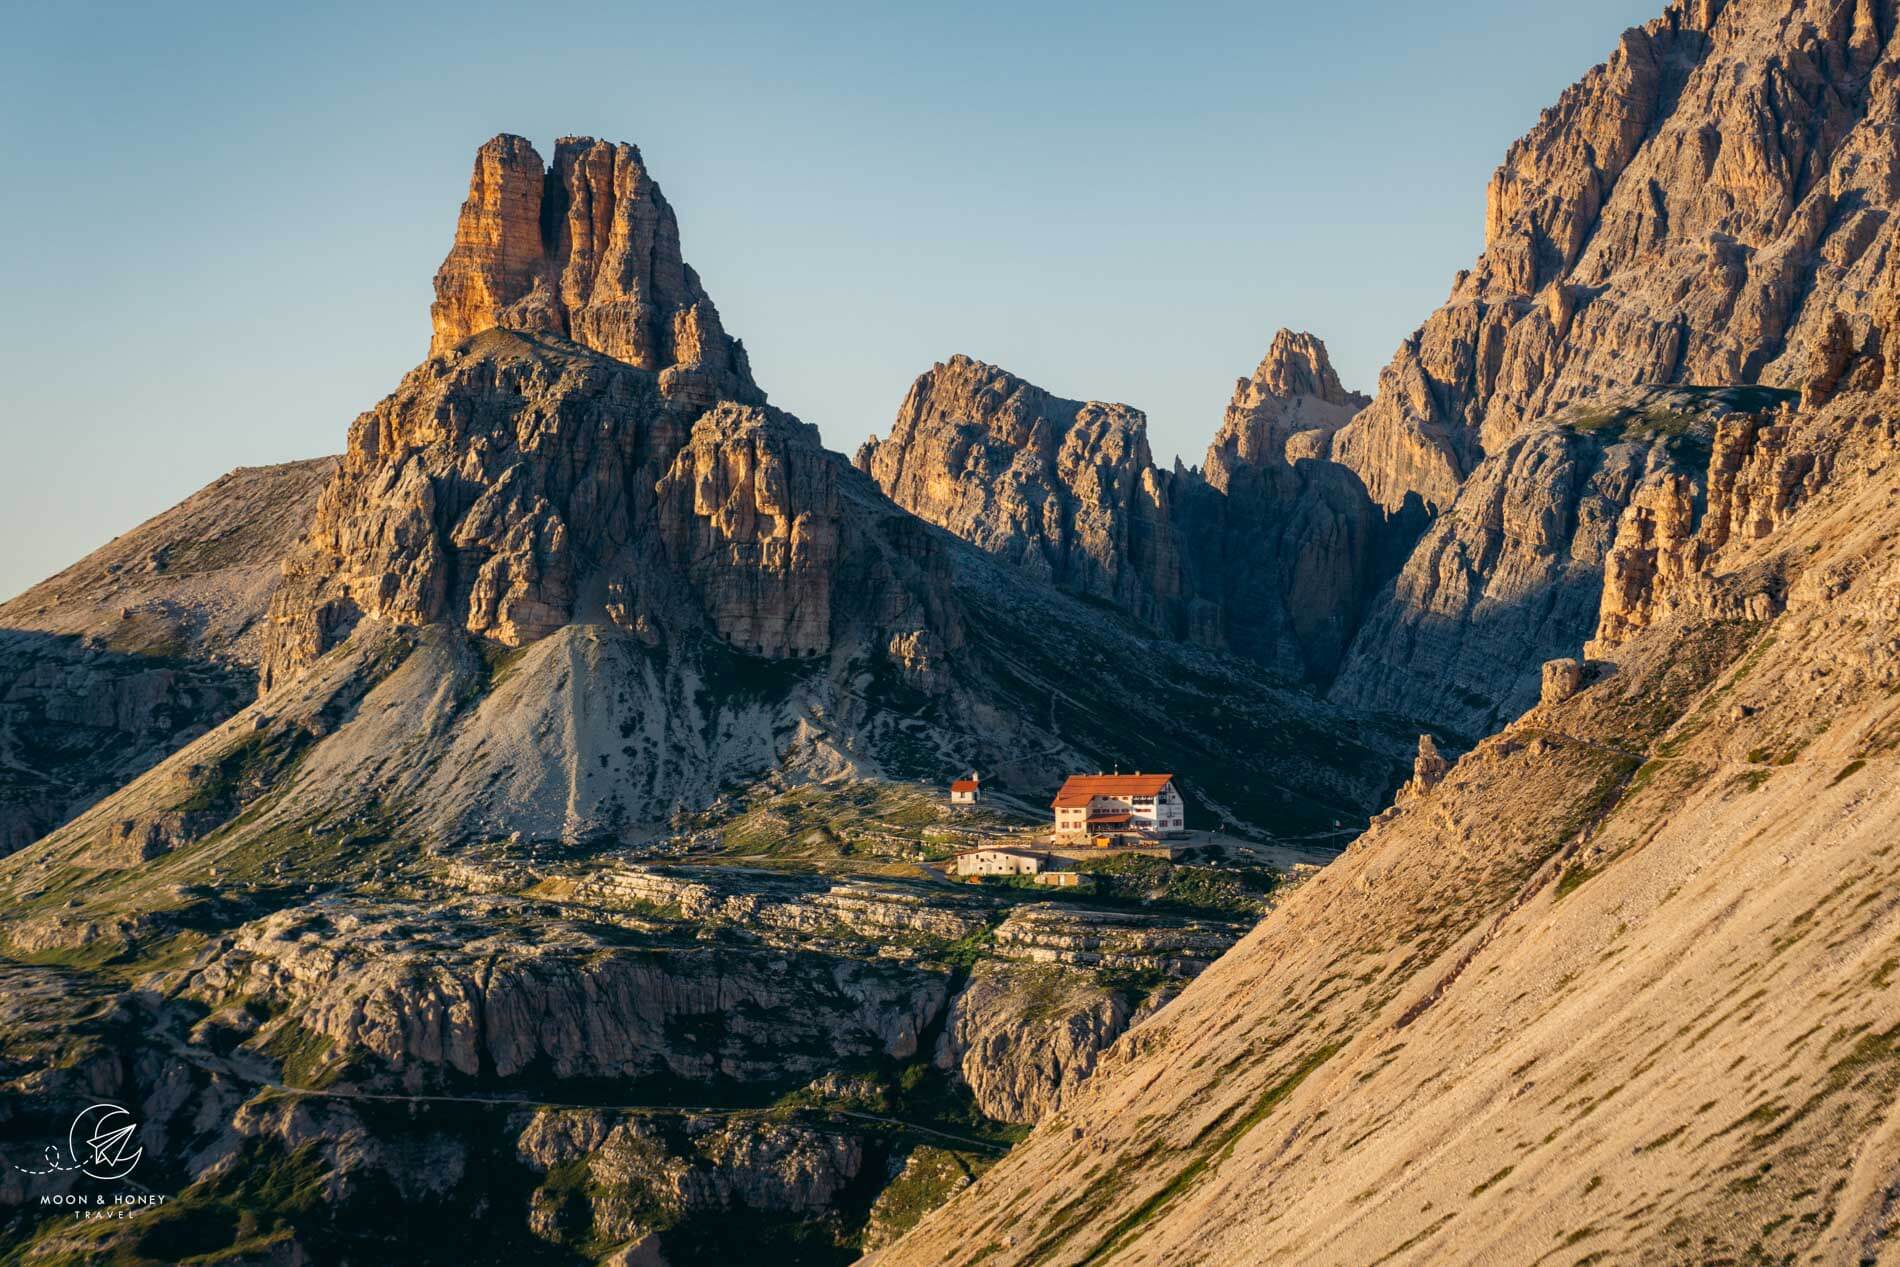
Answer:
0, 0, 1661, 600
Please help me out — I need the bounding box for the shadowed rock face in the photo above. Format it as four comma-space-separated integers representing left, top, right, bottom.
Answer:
1332, 0, 1900, 514
429, 134, 759, 409
1332, 415, 1687, 738
0, 460, 336, 855
857, 354, 1185, 630
1168, 458, 1386, 683
259, 331, 959, 697
1332, 385, 1798, 735
1183, 332, 1389, 681
860, 336, 1392, 682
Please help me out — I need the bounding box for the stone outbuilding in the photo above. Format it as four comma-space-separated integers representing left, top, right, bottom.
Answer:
954, 846, 1054, 878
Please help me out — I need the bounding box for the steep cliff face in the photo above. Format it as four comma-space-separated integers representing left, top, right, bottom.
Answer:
656, 402, 960, 664
188, 902, 946, 1084
1332, 385, 1796, 735
933, 961, 1138, 1125
659, 404, 841, 658
1591, 400, 1840, 650
876, 386, 1900, 1267
1332, 0, 1900, 513
429, 134, 758, 407
265, 339, 960, 701
515, 1109, 869, 1252
262, 332, 679, 689
857, 355, 1184, 631
862, 337, 1388, 681
1181, 331, 1388, 680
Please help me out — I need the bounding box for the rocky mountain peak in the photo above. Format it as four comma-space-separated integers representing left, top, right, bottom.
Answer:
1331, 0, 1900, 514
429, 133, 759, 406
1206, 329, 1368, 482
1243, 329, 1363, 411
258, 325, 961, 699
856, 354, 1179, 625
857, 347, 1391, 682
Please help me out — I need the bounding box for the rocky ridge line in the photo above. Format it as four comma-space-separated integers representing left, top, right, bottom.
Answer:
860, 335, 1391, 681
1330, 0, 1900, 514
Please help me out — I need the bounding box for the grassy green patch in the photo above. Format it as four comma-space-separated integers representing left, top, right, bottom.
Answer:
863, 1146, 988, 1248
1831, 759, 1867, 786
259, 1023, 338, 1089
1070, 853, 1279, 918
475, 638, 530, 692
1555, 861, 1604, 900
1470, 1165, 1514, 1197
1638, 1124, 1688, 1153
173, 726, 314, 819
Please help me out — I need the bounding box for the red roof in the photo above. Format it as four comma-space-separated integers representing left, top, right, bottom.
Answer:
950, 779, 979, 793
1050, 773, 1173, 809
1087, 811, 1133, 825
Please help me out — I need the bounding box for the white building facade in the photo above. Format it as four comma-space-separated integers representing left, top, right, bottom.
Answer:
1051, 773, 1185, 841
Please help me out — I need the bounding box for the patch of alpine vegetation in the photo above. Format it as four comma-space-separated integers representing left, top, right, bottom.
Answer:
0, 754, 1290, 1263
